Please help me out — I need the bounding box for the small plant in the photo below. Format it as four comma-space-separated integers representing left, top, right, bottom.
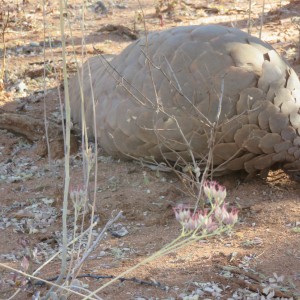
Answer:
70, 185, 90, 216
83, 180, 239, 299
9, 238, 35, 290
173, 180, 238, 235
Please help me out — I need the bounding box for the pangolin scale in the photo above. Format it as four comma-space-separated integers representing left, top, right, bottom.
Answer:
69, 25, 300, 177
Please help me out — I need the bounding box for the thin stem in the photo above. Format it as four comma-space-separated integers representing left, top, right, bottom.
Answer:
44, 0, 71, 297
259, 0, 265, 39
0, 263, 90, 299
42, 0, 52, 167
248, 0, 252, 34
0, 10, 9, 88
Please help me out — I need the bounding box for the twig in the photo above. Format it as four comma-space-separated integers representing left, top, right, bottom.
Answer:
45, 0, 71, 297
219, 266, 295, 299
259, 0, 265, 39
234, 278, 294, 299
71, 212, 123, 274
34, 273, 168, 291
83, 225, 230, 299
59, 0, 71, 281
6, 222, 100, 300
0, 10, 9, 89
248, 0, 252, 34
42, 0, 52, 168
0, 263, 90, 299
225, 266, 263, 283
98, 24, 138, 40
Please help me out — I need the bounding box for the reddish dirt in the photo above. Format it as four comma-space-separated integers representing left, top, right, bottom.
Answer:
0, 1, 300, 299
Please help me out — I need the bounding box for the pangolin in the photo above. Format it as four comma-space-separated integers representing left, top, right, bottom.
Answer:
69, 25, 300, 178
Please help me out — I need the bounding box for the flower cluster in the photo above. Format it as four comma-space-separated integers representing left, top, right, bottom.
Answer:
173, 181, 238, 233
203, 180, 227, 204
173, 205, 218, 233
214, 202, 238, 225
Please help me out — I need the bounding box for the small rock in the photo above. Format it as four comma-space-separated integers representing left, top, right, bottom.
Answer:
15, 80, 27, 93
110, 226, 129, 238
29, 41, 40, 47
98, 251, 106, 257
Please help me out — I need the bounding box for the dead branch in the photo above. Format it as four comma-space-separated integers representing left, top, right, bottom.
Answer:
0, 112, 78, 158
98, 24, 139, 40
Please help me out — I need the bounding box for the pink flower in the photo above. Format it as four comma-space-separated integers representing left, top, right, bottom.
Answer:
213, 202, 239, 225
184, 214, 200, 231
203, 180, 214, 201
223, 207, 239, 225
203, 216, 218, 233
214, 203, 229, 222
203, 180, 226, 204
173, 205, 191, 224
173, 205, 220, 233
196, 209, 208, 224
173, 199, 238, 234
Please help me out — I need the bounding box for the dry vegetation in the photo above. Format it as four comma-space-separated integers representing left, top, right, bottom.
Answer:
0, 0, 300, 299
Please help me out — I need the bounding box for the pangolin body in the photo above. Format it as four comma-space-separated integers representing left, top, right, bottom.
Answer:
69, 25, 300, 177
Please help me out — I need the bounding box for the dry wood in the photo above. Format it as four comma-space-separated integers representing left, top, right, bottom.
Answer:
0, 111, 78, 158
